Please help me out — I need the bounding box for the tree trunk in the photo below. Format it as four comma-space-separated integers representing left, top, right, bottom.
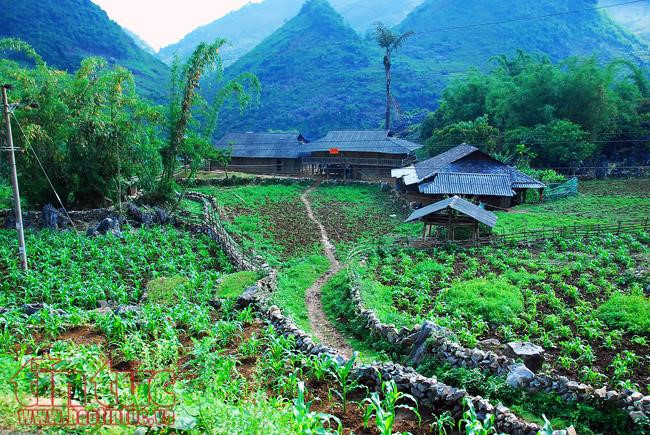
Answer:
384, 52, 392, 131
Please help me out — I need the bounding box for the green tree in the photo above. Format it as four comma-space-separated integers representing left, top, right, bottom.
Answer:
0, 38, 163, 208
159, 39, 260, 198
374, 23, 413, 131
422, 52, 648, 164
425, 115, 499, 155
505, 120, 596, 166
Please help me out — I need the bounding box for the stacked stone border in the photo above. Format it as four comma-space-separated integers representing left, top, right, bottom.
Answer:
346, 266, 650, 424
181, 191, 543, 434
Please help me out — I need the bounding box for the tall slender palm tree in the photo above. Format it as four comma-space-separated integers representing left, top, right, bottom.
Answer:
374, 23, 414, 131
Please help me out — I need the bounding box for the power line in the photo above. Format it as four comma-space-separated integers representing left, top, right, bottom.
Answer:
213, 0, 650, 64
9, 113, 76, 229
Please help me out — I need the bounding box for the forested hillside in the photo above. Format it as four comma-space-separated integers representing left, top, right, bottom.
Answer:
397, 0, 645, 65
0, 0, 169, 101
217, 0, 648, 138
218, 0, 384, 138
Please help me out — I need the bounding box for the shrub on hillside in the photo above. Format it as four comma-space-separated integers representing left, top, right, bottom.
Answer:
440, 279, 523, 324
597, 293, 649, 334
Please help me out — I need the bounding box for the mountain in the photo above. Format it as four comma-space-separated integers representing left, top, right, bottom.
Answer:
0, 0, 169, 101
329, 0, 423, 35
216, 0, 649, 138
158, 0, 304, 66
218, 0, 385, 138
124, 28, 156, 55
397, 0, 647, 67
599, 0, 650, 45
158, 0, 424, 66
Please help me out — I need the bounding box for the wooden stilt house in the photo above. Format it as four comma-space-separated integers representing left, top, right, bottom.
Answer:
405, 196, 498, 242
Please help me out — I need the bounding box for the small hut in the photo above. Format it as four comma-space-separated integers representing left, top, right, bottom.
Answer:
405, 196, 497, 242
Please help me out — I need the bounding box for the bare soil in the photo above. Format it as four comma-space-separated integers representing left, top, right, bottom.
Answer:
301, 183, 354, 358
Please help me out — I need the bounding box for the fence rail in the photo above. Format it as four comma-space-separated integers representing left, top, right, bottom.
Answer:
401, 218, 650, 249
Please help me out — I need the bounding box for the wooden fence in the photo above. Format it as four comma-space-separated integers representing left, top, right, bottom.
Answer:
402, 218, 650, 249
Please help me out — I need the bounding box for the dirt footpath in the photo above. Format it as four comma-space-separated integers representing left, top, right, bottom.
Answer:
301, 183, 354, 358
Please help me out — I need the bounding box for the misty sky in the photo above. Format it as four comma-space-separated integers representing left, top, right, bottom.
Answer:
91, 0, 262, 50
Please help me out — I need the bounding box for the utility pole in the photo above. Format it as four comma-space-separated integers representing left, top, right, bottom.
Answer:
2, 84, 28, 271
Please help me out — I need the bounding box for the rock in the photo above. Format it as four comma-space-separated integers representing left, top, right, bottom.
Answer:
505, 342, 545, 372
207, 299, 222, 310
42, 204, 64, 229
235, 285, 260, 310
21, 303, 44, 315
478, 338, 502, 349
113, 305, 139, 316
88, 217, 121, 238
506, 363, 535, 388
408, 321, 448, 366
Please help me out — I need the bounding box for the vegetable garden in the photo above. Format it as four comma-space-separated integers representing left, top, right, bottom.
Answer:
1, 177, 649, 433
354, 233, 650, 391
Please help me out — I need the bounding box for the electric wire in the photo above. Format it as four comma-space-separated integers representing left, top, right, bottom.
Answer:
9, 112, 77, 229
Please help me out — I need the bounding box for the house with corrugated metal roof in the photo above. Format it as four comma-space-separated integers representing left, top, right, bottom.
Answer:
213, 132, 309, 175
392, 144, 545, 209
302, 130, 422, 179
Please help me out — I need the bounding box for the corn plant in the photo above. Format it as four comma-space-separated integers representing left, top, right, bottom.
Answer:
306, 354, 336, 383
459, 398, 497, 435
362, 379, 420, 435
431, 411, 455, 435
331, 352, 362, 413
292, 382, 341, 434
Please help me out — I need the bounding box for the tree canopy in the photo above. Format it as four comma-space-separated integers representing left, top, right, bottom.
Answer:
0, 38, 163, 208
421, 52, 650, 166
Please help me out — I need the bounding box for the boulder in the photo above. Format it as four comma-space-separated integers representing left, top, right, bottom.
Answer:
21, 303, 44, 315
235, 285, 260, 310
42, 204, 60, 229
506, 363, 535, 388
408, 320, 448, 366
505, 341, 545, 372
88, 217, 122, 238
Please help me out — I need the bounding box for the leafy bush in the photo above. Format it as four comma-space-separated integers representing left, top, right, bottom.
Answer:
597, 293, 650, 334
216, 271, 260, 299
441, 278, 523, 324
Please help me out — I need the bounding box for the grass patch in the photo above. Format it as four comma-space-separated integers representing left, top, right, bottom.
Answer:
441, 278, 524, 324
146, 276, 188, 305
216, 271, 259, 299
321, 271, 405, 363
496, 195, 650, 233
597, 292, 650, 334
359, 277, 414, 329
580, 178, 650, 198
269, 255, 330, 333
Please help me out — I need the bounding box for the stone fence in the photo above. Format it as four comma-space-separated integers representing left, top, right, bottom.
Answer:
184, 189, 542, 433
184, 192, 261, 272
346, 268, 650, 424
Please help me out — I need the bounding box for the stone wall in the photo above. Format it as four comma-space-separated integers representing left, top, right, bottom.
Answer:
184, 192, 260, 272
236, 286, 541, 434
347, 269, 650, 424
